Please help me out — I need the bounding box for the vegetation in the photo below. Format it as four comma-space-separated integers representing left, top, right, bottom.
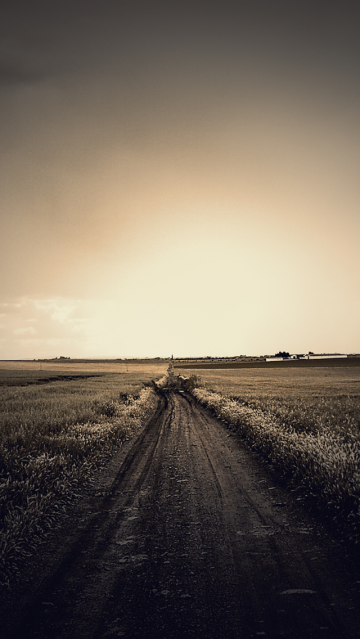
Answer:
0, 362, 166, 585
181, 368, 360, 539
2, 360, 359, 584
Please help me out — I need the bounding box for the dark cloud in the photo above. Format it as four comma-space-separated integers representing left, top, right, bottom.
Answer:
0, 0, 358, 109
0, 60, 47, 85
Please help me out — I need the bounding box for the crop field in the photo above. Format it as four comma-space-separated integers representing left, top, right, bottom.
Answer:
2, 360, 360, 586
176, 356, 360, 370
0, 361, 167, 585
180, 366, 360, 538
179, 366, 360, 437
0, 359, 168, 386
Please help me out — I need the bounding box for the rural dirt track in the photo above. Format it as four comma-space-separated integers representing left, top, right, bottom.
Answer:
2, 388, 360, 638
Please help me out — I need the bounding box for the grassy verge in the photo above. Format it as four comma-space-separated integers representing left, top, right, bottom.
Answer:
0, 365, 166, 585
183, 371, 360, 540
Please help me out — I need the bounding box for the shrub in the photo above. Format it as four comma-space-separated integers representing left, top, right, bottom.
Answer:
183, 375, 202, 391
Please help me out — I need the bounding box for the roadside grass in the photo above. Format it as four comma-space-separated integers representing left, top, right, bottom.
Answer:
181, 368, 360, 539
0, 364, 166, 585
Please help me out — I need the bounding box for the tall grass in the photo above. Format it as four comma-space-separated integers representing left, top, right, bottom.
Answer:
182, 370, 360, 539
0, 367, 165, 585
182, 367, 360, 439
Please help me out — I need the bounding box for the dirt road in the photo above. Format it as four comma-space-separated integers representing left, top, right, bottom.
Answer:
3, 388, 360, 638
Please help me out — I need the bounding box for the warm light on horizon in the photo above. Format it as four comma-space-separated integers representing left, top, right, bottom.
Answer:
1, 2, 359, 359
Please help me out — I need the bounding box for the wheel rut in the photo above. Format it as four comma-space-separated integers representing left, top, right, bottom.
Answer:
2, 388, 360, 638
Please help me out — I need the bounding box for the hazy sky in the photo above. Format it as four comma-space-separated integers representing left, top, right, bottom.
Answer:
1, 0, 359, 358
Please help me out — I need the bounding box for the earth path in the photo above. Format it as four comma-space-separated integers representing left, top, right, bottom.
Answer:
3, 388, 360, 638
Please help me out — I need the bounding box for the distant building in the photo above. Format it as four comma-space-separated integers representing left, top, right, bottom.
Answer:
266, 354, 347, 362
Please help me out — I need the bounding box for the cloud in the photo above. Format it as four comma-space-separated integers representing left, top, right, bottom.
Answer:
0, 297, 94, 359
0, 61, 37, 85
0, 2, 359, 358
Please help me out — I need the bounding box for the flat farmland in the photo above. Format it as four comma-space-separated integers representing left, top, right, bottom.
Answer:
176, 356, 360, 369
0, 360, 167, 585
0, 359, 167, 388
3, 382, 360, 638
177, 366, 360, 438
178, 365, 360, 547
175, 364, 360, 398
2, 363, 360, 637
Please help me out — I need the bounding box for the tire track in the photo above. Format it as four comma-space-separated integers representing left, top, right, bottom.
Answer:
3, 388, 360, 639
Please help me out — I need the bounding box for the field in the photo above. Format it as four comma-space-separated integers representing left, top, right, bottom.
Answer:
179, 366, 360, 438
175, 356, 360, 369
0, 360, 167, 584
180, 365, 360, 538
2, 360, 360, 586
5, 374, 360, 637
0, 359, 168, 387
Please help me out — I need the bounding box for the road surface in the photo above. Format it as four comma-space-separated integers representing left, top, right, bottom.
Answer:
2, 388, 360, 638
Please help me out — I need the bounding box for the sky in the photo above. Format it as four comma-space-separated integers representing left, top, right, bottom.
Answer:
1, 0, 359, 359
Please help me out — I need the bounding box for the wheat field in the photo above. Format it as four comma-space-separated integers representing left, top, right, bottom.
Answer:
181, 366, 360, 540
0, 361, 167, 585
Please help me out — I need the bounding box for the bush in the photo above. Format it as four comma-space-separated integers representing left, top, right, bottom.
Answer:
183, 375, 202, 391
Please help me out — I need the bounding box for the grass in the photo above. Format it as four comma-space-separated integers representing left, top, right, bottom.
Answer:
2, 360, 359, 583
175, 357, 360, 370
182, 367, 360, 439
181, 367, 360, 539
0, 362, 166, 585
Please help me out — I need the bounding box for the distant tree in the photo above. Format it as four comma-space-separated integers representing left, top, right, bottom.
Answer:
275, 351, 290, 358
309, 351, 314, 355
